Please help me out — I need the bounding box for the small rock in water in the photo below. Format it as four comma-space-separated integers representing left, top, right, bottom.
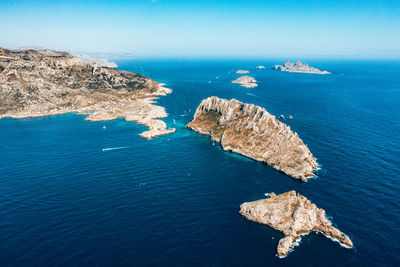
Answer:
289, 116, 293, 119
231, 76, 257, 88
236, 70, 250, 74
280, 115, 285, 119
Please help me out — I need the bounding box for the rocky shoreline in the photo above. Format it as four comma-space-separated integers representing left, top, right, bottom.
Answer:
240, 191, 353, 257
187, 96, 318, 181
0, 47, 175, 139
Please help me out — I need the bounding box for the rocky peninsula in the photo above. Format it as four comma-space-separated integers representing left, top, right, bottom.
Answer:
231, 76, 258, 88
240, 191, 353, 257
0, 47, 175, 139
272, 61, 331, 74
187, 97, 318, 180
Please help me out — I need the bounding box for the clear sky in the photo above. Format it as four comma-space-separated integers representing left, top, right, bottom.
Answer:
0, 0, 399, 58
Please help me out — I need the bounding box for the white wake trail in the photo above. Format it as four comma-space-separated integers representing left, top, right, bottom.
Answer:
102, 146, 129, 151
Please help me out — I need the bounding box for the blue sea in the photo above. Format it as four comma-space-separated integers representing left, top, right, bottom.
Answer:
0, 59, 399, 266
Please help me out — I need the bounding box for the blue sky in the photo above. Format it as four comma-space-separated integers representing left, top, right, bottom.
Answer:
0, 0, 399, 58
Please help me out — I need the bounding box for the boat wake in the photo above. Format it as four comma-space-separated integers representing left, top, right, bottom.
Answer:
246, 92, 259, 98
102, 146, 129, 151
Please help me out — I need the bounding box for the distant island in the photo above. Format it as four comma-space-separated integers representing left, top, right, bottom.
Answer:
0, 47, 175, 139
240, 191, 353, 257
231, 76, 258, 88
235, 70, 249, 74
272, 61, 331, 74
256, 65, 265, 69
187, 97, 318, 181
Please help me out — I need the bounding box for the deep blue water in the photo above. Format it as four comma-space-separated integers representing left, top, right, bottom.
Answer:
0, 59, 399, 266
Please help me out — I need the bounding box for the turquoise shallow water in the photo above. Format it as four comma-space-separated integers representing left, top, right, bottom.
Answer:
0, 59, 399, 266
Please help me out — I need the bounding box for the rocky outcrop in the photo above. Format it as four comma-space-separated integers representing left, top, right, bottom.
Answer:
256, 65, 266, 69
272, 61, 331, 74
187, 97, 317, 180
240, 191, 353, 257
0, 47, 175, 139
232, 76, 257, 88
236, 70, 250, 74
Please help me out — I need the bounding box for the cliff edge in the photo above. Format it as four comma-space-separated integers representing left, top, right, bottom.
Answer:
187, 96, 317, 180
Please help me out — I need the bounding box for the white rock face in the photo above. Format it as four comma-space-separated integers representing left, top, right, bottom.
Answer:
231, 76, 258, 88
240, 191, 353, 257
187, 97, 318, 180
272, 61, 331, 74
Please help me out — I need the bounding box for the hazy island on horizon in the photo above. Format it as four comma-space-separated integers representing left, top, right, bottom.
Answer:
273, 61, 331, 74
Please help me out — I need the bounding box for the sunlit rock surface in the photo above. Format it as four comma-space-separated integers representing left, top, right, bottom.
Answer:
240, 191, 353, 257
187, 96, 317, 180
0, 47, 175, 139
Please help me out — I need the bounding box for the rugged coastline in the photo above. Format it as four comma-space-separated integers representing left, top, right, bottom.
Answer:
240, 191, 353, 257
0, 47, 175, 139
187, 96, 318, 180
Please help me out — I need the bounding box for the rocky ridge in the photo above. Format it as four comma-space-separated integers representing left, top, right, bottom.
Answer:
0, 47, 175, 139
240, 191, 353, 257
187, 96, 318, 180
273, 61, 331, 74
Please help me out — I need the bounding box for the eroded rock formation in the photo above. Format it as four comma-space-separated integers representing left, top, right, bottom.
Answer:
240, 191, 353, 257
0, 47, 175, 139
187, 97, 317, 180
272, 61, 331, 74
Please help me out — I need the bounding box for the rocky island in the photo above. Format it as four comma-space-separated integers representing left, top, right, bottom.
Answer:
231, 76, 258, 88
0, 47, 175, 139
236, 70, 250, 74
272, 61, 331, 74
240, 191, 353, 257
256, 65, 265, 69
187, 97, 318, 180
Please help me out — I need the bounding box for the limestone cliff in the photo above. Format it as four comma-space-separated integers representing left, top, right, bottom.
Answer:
240, 191, 353, 257
187, 97, 317, 181
0, 47, 175, 139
